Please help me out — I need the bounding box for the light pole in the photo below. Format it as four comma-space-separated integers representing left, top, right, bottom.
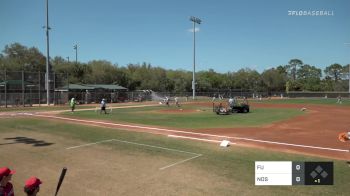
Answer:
345, 43, 350, 93
45, 0, 51, 105
74, 44, 78, 64
189, 16, 201, 100
66, 56, 70, 63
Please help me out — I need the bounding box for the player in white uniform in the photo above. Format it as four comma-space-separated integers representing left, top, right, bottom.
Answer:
100, 98, 107, 114
175, 97, 180, 107
228, 97, 234, 107
165, 97, 169, 107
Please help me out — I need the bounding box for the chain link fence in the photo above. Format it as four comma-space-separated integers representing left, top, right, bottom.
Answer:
1, 70, 349, 107
0, 70, 68, 107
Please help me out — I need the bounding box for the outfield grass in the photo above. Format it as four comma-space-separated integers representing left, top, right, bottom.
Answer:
250, 98, 350, 106
0, 118, 349, 195
62, 105, 303, 129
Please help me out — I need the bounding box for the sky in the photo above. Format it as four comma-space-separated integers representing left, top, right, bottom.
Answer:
1, 0, 349, 73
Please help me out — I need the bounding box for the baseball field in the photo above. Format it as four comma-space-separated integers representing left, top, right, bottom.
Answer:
1, 98, 350, 195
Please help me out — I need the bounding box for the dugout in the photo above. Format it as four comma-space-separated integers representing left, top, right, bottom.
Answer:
59, 83, 128, 104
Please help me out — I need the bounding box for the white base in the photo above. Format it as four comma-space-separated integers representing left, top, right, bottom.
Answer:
220, 140, 230, 147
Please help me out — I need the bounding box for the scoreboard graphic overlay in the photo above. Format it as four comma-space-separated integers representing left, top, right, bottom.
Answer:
255, 161, 333, 186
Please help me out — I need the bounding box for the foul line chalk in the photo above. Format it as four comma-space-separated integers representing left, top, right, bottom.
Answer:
29, 113, 349, 153
235, 137, 350, 152
66, 139, 114, 150
65, 138, 202, 170
168, 134, 236, 145
111, 139, 201, 156
159, 154, 202, 170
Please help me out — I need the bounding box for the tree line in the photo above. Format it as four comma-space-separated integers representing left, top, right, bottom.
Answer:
0, 43, 349, 93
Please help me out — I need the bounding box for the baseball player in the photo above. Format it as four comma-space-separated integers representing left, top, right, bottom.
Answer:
337, 95, 342, 104
0, 167, 15, 196
174, 97, 180, 107
100, 98, 107, 114
24, 177, 42, 196
165, 97, 169, 107
228, 97, 234, 108
69, 98, 77, 113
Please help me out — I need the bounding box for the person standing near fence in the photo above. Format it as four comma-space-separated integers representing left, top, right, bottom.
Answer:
228, 97, 234, 108
175, 97, 180, 107
212, 94, 216, 102
70, 98, 77, 113
100, 98, 107, 114
165, 97, 169, 107
337, 95, 342, 104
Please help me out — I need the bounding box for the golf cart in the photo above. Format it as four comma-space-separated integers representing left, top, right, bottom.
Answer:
213, 98, 250, 115
231, 103, 250, 113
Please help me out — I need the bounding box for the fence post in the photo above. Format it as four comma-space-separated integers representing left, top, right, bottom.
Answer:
67, 73, 69, 103
22, 70, 25, 107
53, 72, 56, 105
38, 71, 41, 106
4, 69, 7, 108
29, 86, 32, 106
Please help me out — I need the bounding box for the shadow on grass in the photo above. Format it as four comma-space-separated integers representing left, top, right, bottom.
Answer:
0, 136, 54, 147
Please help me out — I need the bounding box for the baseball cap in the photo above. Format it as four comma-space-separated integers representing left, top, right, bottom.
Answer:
0, 167, 16, 178
25, 177, 42, 190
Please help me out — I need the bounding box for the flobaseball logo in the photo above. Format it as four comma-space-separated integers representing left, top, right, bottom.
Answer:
288, 10, 334, 16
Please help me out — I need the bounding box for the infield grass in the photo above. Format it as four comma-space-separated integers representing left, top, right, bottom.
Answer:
61, 104, 303, 129
0, 118, 349, 195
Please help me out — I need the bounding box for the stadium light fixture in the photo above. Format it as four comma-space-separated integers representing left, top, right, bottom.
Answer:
189, 16, 202, 100
74, 44, 78, 64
